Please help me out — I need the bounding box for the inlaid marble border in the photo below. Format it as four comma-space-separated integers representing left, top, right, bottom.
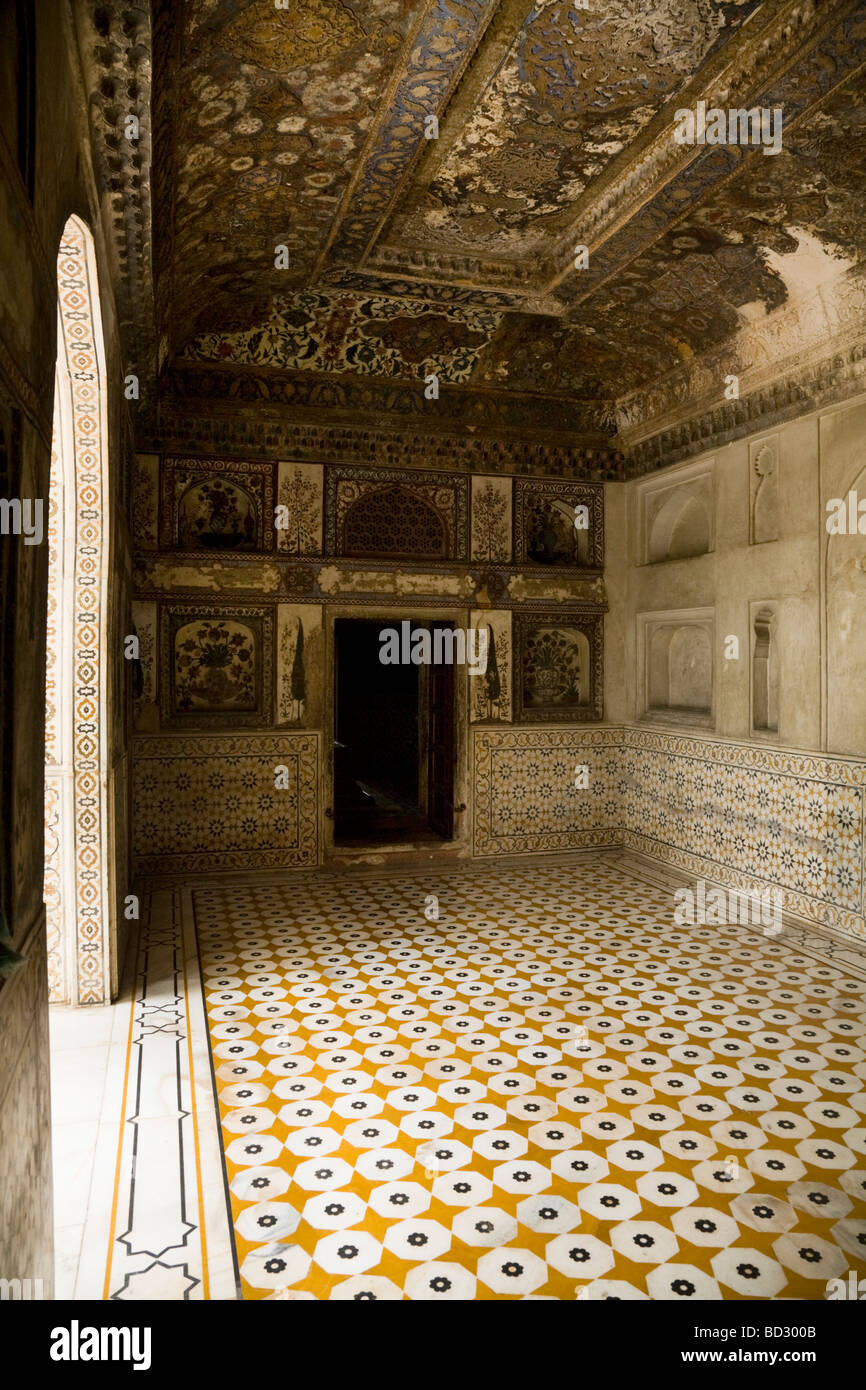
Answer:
95, 886, 238, 1300
44, 218, 111, 1005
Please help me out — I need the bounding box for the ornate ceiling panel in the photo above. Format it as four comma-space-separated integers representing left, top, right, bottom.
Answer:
153, 0, 428, 342
128, 0, 866, 463
387, 0, 765, 260
183, 288, 502, 383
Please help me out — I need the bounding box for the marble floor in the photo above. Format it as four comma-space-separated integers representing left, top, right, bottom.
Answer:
50, 886, 236, 1299
51, 853, 866, 1300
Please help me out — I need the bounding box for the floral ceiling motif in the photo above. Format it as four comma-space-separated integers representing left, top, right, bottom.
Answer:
219, 0, 365, 70
142, 0, 866, 446
156, 0, 423, 341
392, 0, 763, 258
184, 290, 500, 384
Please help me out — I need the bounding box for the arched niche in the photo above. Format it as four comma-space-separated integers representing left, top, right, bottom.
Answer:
177, 476, 258, 549
173, 618, 258, 713
648, 488, 711, 563
644, 613, 713, 721
523, 625, 591, 708
752, 604, 779, 733
343, 484, 448, 559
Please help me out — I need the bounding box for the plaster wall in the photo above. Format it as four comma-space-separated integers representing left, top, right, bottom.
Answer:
594, 402, 866, 945
607, 400, 866, 753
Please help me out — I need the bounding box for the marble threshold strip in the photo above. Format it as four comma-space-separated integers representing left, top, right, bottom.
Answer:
75, 887, 238, 1300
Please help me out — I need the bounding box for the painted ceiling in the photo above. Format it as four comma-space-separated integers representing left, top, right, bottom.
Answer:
133, 0, 866, 448
389, 0, 766, 259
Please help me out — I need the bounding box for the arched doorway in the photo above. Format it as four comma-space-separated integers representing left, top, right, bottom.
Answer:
44, 215, 113, 1006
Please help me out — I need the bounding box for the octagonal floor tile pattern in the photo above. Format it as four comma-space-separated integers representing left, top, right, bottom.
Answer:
194, 859, 866, 1301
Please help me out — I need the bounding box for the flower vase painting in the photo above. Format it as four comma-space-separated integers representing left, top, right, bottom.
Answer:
514, 612, 604, 722
177, 478, 258, 550
524, 628, 587, 708
174, 620, 257, 712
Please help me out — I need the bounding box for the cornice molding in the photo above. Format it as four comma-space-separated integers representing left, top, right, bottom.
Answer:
349, 0, 864, 312
69, 1, 157, 420
147, 397, 624, 482
624, 333, 866, 476
164, 361, 614, 441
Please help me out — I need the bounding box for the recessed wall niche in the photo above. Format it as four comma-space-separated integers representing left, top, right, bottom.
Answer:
638, 608, 714, 726
750, 437, 780, 545
160, 456, 275, 552
638, 458, 714, 564
513, 610, 604, 722
751, 602, 779, 735
513, 479, 604, 569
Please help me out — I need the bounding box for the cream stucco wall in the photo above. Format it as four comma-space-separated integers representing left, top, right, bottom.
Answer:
606, 398, 866, 758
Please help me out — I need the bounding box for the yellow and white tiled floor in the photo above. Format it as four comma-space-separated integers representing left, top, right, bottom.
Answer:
191, 856, 866, 1301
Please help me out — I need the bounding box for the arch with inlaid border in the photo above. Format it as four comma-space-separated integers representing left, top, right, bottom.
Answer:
44, 214, 113, 1005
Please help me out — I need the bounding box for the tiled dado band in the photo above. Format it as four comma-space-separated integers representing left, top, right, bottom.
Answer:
131, 734, 320, 875
474, 727, 865, 943
131, 727, 865, 942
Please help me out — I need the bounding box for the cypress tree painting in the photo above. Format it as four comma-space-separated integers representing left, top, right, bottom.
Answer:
290, 620, 305, 722
484, 624, 500, 718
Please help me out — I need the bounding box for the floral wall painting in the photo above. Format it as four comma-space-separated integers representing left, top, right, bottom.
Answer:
177, 477, 258, 550
161, 604, 273, 727
469, 609, 511, 723
133, 453, 158, 550
276, 461, 323, 555
514, 610, 604, 722
175, 620, 256, 712
277, 604, 323, 728
470, 475, 511, 562
514, 479, 604, 569
160, 455, 274, 552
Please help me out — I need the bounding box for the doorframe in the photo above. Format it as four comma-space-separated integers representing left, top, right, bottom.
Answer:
322, 603, 471, 861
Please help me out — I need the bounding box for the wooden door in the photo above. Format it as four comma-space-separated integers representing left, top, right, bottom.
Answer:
427, 625, 455, 839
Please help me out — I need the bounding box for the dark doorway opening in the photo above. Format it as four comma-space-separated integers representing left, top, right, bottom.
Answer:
333, 618, 455, 845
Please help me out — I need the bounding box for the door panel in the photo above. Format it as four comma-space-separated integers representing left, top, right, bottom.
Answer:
427, 626, 455, 839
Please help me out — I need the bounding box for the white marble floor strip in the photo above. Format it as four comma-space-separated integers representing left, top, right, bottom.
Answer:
50, 886, 237, 1300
